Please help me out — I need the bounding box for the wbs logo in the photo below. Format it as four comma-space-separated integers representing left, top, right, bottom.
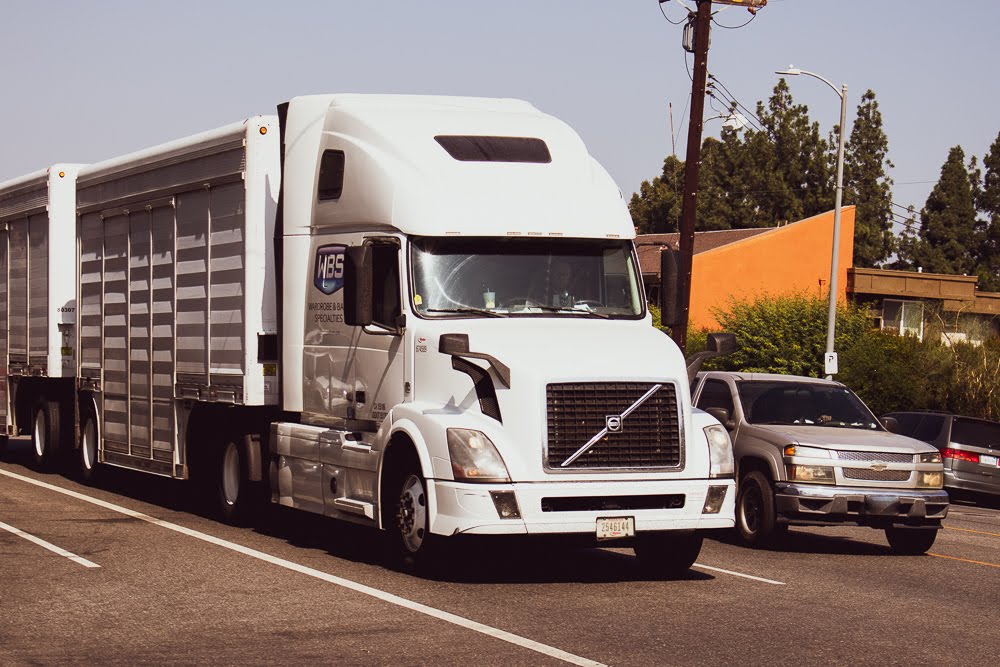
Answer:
314, 244, 346, 295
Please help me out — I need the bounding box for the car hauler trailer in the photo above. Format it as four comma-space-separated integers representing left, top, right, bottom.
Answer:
0, 165, 83, 465
5, 95, 736, 573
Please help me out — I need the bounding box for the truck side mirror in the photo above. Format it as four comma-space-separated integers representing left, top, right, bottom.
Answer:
880, 416, 899, 433
659, 248, 681, 328
706, 333, 737, 356
344, 245, 373, 327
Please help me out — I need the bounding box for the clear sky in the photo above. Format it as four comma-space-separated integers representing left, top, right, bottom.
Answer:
2, 0, 997, 229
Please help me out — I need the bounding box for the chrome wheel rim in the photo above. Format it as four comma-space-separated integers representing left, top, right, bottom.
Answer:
33, 410, 46, 459
82, 419, 97, 471
396, 474, 427, 553
222, 442, 240, 506
740, 484, 762, 535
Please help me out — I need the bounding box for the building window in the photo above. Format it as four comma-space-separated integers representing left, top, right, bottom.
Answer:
882, 299, 924, 340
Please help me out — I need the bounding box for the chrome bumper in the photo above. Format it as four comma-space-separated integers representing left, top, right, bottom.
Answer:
774, 483, 950, 524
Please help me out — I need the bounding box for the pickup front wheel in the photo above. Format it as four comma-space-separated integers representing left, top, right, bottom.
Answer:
736, 470, 778, 547
885, 526, 937, 555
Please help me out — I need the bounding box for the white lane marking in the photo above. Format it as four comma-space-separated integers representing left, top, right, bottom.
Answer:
692, 563, 785, 585
0, 519, 100, 569
0, 469, 604, 667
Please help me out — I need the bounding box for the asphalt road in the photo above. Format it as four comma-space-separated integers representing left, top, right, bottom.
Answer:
2, 437, 998, 667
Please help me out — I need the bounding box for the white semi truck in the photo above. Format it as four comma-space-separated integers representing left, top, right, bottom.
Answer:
0, 95, 735, 573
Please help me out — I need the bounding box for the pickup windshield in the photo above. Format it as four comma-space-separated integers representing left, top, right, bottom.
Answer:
409, 237, 644, 318
737, 381, 880, 430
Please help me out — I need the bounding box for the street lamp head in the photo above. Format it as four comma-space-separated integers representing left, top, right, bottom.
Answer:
775, 66, 802, 76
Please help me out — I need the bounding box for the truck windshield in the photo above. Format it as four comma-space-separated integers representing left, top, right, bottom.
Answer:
409, 237, 644, 318
737, 381, 880, 430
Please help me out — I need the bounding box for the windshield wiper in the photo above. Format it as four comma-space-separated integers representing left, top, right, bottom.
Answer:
426, 308, 507, 318
529, 305, 610, 319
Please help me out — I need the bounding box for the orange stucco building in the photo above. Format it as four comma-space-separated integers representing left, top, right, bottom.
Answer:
637, 207, 856, 329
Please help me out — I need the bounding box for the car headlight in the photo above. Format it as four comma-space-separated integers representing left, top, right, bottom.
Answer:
916, 471, 944, 489
918, 452, 943, 464
704, 425, 734, 478
789, 464, 836, 484
783, 445, 831, 458
446, 428, 510, 483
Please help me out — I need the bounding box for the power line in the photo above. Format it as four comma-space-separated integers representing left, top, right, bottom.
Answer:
658, 0, 689, 25
712, 11, 757, 29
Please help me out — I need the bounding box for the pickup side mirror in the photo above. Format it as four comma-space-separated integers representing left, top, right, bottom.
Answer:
705, 407, 736, 431
344, 245, 373, 327
880, 416, 899, 433
659, 248, 681, 328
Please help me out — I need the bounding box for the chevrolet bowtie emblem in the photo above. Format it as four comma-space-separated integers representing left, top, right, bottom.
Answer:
870, 462, 888, 471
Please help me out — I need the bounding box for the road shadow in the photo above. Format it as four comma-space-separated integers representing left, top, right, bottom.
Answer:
3, 439, 716, 585
707, 526, 892, 556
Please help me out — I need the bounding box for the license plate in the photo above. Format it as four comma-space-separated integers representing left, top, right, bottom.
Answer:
596, 516, 635, 540
981, 454, 999, 467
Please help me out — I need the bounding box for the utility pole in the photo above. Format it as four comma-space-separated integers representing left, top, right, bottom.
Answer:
671, 0, 713, 353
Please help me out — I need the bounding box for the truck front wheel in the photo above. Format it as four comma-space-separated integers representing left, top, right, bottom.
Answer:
885, 526, 937, 555
384, 458, 442, 570
633, 533, 703, 578
736, 470, 778, 547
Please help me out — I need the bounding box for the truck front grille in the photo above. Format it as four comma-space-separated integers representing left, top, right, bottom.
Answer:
843, 468, 912, 482
545, 382, 682, 469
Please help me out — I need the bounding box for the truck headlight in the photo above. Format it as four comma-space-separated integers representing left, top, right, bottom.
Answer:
789, 464, 835, 484
918, 452, 942, 464
917, 471, 944, 489
446, 429, 510, 483
704, 425, 734, 478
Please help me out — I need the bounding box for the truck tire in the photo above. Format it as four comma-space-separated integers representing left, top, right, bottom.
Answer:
216, 438, 254, 526
885, 527, 937, 555
736, 470, 778, 547
384, 458, 442, 571
633, 532, 703, 578
78, 409, 101, 484
31, 400, 61, 470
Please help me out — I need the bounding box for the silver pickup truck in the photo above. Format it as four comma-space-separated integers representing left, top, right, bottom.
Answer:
691, 371, 949, 554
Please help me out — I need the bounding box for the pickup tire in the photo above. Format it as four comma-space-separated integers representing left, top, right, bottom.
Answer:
736, 470, 778, 547
885, 526, 937, 555
633, 533, 703, 578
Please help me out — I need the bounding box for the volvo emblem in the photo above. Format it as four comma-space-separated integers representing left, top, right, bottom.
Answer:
606, 415, 623, 433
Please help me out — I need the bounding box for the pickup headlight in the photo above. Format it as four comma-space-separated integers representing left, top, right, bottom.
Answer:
918, 452, 943, 464
783, 445, 831, 458
916, 471, 944, 489
789, 464, 836, 484
704, 425, 734, 478
446, 429, 511, 483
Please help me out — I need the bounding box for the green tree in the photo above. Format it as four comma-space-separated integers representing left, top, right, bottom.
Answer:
843, 90, 895, 267
976, 131, 1000, 290
904, 146, 979, 275
628, 155, 685, 234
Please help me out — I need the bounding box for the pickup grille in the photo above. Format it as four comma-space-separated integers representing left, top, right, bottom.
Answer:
835, 450, 913, 463
545, 382, 682, 469
843, 468, 912, 482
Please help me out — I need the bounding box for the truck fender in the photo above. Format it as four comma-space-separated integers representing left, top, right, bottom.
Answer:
375, 415, 435, 531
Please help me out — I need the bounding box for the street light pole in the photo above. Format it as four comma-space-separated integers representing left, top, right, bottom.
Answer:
776, 67, 847, 379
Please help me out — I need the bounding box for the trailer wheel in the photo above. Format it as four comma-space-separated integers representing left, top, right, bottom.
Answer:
633, 533, 703, 578
78, 409, 101, 484
31, 400, 60, 470
885, 526, 937, 555
215, 438, 254, 526
384, 457, 442, 570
